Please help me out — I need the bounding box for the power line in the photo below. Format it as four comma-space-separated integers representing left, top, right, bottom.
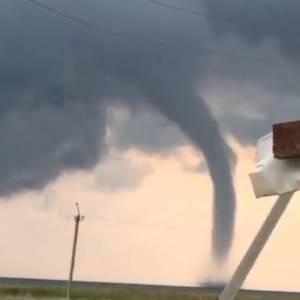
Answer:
25, 0, 271, 62
26, 0, 169, 48
145, 0, 297, 26
88, 215, 180, 229
59, 211, 179, 229
143, 0, 300, 58
143, 0, 246, 24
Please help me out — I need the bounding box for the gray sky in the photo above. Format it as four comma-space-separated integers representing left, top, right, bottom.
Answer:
1, 0, 300, 282
2, 0, 300, 193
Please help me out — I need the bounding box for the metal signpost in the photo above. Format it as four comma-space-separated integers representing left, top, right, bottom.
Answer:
219, 120, 300, 300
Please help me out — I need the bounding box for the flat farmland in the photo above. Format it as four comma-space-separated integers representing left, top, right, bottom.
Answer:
0, 278, 299, 300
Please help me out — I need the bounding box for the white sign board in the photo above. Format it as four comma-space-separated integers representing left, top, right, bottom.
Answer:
250, 133, 300, 198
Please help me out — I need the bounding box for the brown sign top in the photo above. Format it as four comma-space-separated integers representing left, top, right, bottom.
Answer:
273, 120, 300, 159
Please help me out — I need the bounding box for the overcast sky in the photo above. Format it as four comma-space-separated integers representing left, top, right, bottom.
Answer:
1, 0, 300, 292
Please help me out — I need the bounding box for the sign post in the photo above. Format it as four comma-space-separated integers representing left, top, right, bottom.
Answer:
219, 120, 300, 300
219, 192, 293, 300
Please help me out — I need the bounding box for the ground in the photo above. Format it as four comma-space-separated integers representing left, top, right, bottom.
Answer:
0, 279, 299, 300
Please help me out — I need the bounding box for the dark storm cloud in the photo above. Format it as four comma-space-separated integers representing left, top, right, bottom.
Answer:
108, 108, 187, 154
0, 101, 106, 196
0, 0, 216, 196
202, 0, 300, 52
200, 0, 300, 142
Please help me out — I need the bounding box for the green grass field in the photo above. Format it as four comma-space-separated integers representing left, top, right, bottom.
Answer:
0, 278, 299, 300
0, 285, 300, 300
0, 286, 209, 300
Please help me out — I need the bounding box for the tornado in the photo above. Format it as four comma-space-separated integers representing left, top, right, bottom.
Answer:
142, 84, 236, 262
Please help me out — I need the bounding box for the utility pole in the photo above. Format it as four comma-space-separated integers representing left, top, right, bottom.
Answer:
66, 203, 84, 300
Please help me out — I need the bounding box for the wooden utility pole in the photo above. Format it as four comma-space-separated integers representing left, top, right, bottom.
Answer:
66, 203, 84, 300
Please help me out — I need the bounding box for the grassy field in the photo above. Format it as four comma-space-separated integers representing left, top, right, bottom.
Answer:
0, 279, 299, 300
0, 286, 300, 300
0, 286, 211, 300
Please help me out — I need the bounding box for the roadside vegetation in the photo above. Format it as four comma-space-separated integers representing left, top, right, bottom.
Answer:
0, 286, 299, 300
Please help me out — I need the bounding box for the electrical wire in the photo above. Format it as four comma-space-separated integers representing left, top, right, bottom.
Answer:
25, 0, 271, 62
26, 0, 169, 48
143, 0, 300, 58
89, 215, 180, 229
144, 0, 297, 28
59, 211, 180, 229
143, 0, 246, 24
